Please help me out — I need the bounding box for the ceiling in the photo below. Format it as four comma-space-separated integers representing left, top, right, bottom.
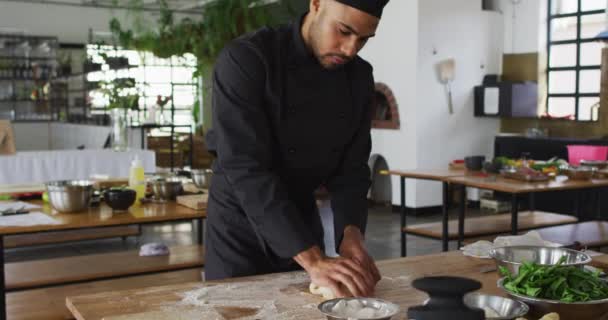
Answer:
0, 0, 280, 14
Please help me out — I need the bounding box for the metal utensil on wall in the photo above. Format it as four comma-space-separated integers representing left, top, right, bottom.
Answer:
437, 58, 455, 114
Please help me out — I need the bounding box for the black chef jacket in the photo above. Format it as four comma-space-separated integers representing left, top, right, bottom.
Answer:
204, 14, 374, 280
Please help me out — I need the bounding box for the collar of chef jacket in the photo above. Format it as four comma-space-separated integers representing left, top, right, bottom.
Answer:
289, 13, 320, 69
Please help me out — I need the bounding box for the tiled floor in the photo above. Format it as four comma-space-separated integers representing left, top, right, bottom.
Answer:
4, 204, 467, 263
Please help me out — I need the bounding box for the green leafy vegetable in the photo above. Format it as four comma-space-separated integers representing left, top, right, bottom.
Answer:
500, 256, 608, 302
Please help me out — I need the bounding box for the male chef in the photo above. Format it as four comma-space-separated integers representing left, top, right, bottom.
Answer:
205, 0, 389, 298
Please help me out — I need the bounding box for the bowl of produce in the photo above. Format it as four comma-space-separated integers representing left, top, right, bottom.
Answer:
498, 256, 608, 320
500, 167, 550, 182
530, 161, 562, 177
318, 298, 400, 320
490, 246, 591, 275
463, 293, 529, 319
45, 180, 94, 213
103, 187, 136, 211
561, 166, 597, 181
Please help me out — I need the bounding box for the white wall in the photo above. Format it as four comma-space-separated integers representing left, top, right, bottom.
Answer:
499, 0, 543, 54
362, 0, 503, 208
0, 2, 198, 43
360, 0, 420, 207
413, 0, 502, 207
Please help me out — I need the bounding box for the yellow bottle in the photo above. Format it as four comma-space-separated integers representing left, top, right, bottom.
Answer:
129, 156, 146, 205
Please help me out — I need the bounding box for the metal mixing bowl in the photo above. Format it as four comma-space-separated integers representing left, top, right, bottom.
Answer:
318, 298, 400, 320
580, 160, 608, 170
45, 180, 94, 213
150, 177, 183, 201
562, 166, 597, 181
191, 169, 213, 189
464, 293, 529, 320
490, 246, 591, 275
498, 278, 608, 320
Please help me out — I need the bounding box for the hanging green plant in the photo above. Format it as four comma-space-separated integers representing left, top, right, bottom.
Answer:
109, 0, 293, 75
98, 78, 140, 110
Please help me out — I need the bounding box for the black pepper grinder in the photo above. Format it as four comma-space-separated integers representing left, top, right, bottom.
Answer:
407, 276, 485, 320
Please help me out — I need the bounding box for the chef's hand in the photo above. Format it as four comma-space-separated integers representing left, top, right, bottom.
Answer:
339, 226, 381, 284
294, 246, 375, 297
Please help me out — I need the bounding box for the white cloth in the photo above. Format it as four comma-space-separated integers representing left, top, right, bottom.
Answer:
461, 231, 562, 259
139, 243, 170, 256
0, 212, 60, 227
0, 149, 155, 184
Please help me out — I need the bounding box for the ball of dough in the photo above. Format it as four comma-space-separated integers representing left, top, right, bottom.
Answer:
309, 283, 337, 300
356, 307, 377, 318
540, 313, 559, 320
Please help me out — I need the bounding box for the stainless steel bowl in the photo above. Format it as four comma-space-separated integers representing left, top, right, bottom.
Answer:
490, 246, 591, 275
150, 177, 183, 201
464, 293, 529, 320
318, 298, 400, 320
580, 160, 608, 170
191, 169, 213, 189
562, 166, 597, 181
45, 180, 94, 213
498, 278, 608, 320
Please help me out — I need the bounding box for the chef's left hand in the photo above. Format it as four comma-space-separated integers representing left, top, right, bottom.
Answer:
339, 226, 382, 285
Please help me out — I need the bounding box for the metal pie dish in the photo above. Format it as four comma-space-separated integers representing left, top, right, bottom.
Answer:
464, 293, 529, 320
318, 297, 400, 320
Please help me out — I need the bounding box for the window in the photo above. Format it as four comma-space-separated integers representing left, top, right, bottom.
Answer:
546, 0, 606, 121
85, 45, 198, 133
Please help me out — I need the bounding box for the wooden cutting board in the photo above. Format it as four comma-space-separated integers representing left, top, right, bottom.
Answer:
176, 194, 208, 211
92, 178, 129, 189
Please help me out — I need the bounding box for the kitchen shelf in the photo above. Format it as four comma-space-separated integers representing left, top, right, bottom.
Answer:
0, 56, 56, 61
0, 78, 48, 81
0, 33, 60, 121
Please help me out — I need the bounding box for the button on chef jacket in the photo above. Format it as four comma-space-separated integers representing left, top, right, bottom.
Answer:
204, 14, 374, 280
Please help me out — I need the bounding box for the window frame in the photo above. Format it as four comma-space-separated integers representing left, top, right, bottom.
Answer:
546, 0, 605, 121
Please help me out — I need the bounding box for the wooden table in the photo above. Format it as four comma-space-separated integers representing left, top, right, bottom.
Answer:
446, 175, 608, 247
380, 169, 466, 256
406, 211, 578, 240
66, 251, 505, 320
0, 200, 206, 320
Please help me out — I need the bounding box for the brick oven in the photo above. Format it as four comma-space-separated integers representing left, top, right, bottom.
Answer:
372, 82, 400, 130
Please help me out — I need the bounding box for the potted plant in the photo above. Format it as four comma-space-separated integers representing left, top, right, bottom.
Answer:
98, 78, 139, 151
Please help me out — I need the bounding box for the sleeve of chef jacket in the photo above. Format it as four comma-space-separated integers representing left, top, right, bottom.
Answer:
212, 41, 317, 259
326, 71, 374, 251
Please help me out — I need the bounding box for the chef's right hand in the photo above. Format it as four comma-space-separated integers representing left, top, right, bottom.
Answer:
294, 246, 375, 297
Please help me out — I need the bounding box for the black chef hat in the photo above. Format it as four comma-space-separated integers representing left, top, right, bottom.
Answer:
334, 0, 390, 18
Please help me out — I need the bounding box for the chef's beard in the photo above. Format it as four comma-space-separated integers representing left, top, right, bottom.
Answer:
309, 16, 351, 70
